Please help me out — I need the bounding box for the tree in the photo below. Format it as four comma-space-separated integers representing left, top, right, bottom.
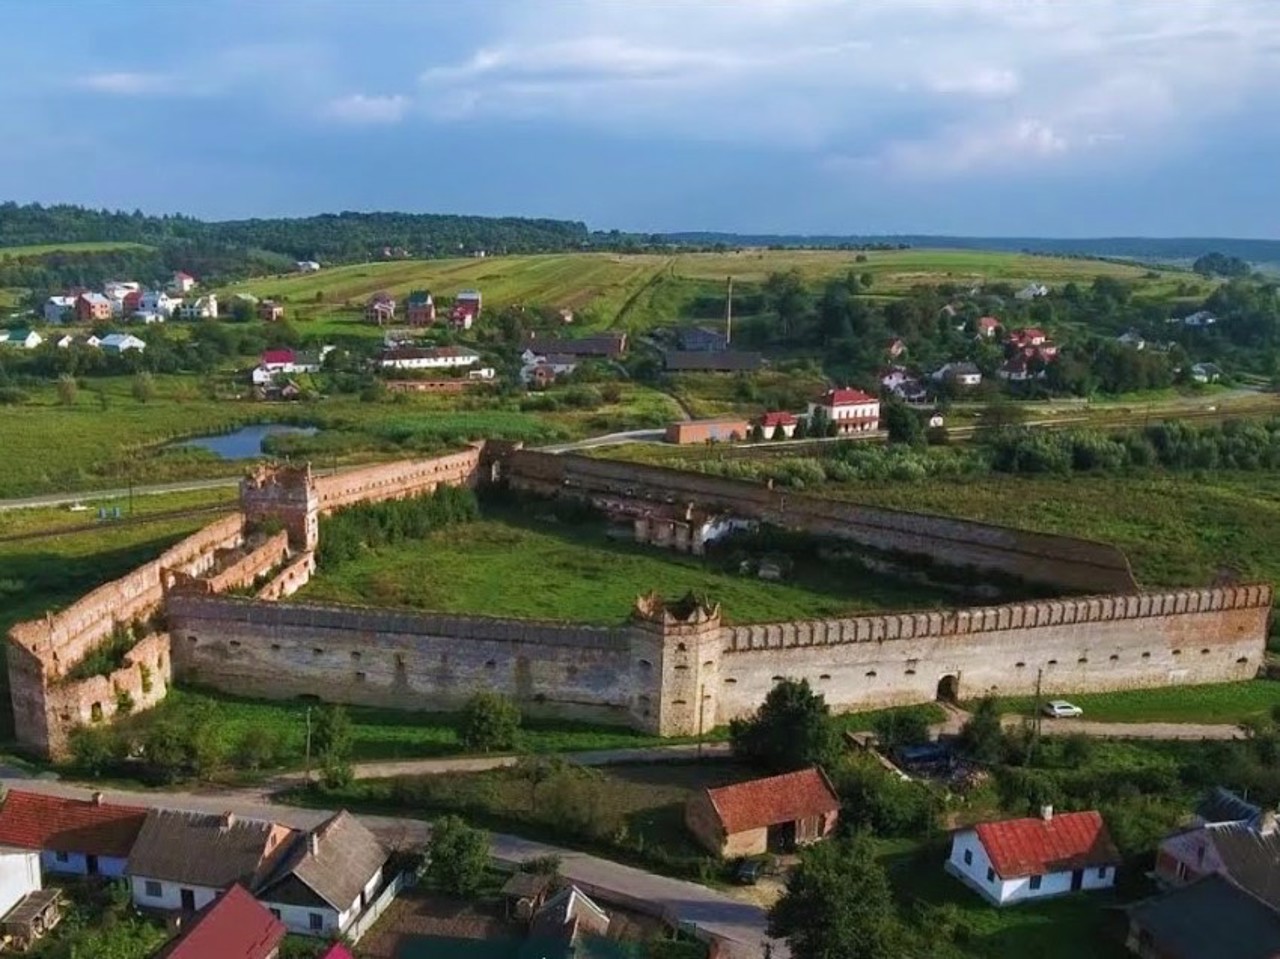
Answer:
871, 707, 931, 752
68, 724, 122, 775
768, 833, 911, 959
882, 399, 924, 447
56, 374, 78, 406
235, 726, 279, 771
313, 704, 354, 788
458, 691, 521, 753
513, 753, 568, 810
730, 678, 839, 773
860, 271, 873, 289
425, 815, 489, 897
958, 695, 1006, 764
131, 372, 155, 403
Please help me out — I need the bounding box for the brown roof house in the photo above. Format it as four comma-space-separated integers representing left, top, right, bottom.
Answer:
686, 767, 841, 858
527, 884, 611, 957
256, 810, 388, 938
127, 810, 297, 915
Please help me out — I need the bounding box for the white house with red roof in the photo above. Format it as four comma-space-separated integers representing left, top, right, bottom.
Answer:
0, 790, 147, 879
976, 316, 1002, 338
947, 807, 1119, 906
1007, 327, 1048, 349
808, 388, 880, 435
756, 411, 798, 440
170, 271, 197, 294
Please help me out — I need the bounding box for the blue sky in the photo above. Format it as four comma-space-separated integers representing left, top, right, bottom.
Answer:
1, 0, 1277, 236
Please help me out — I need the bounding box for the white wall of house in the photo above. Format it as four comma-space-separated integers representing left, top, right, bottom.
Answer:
130, 875, 221, 912
947, 829, 1115, 906
0, 850, 42, 917
42, 850, 128, 879
380, 353, 478, 370
263, 868, 381, 937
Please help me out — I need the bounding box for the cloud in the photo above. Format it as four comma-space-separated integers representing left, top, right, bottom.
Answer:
928, 68, 1019, 98
77, 72, 170, 95
324, 94, 411, 125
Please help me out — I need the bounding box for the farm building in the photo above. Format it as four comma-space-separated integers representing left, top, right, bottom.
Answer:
665, 418, 751, 445
685, 767, 841, 857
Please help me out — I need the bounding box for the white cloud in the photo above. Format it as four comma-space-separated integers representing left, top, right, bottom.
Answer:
928, 68, 1019, 98
324, 94, 411, 125
78, 72, 170, 96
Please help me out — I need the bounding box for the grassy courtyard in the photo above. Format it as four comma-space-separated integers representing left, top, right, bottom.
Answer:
986, 679, 1280, 726
298, 503, 951, 625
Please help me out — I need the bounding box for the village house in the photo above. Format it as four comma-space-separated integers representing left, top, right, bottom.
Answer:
664, 350, 763, 373
880, 366, 928, 401
1191, 362, 1223, 384
75, 292, 113, 323
103, 280, 140, 301
527, 885, 612, 957
295, 260, 321, 273
976, 316, 1002, 338
53, 334, 74, 349
365, 293, 396, 325
1172, 310, 1218, 328
685, 767, 841, 857
666, 418, 751, 445
405, 290, 436, 326
501, 872, 555, 921
520, 351, 579, 387
122, 289, 144, 314
520, 331, 628, 359
140, 290, 181, 318
170, 271, 197, 294
0, 791, 146, 880
0, 847, 59, 953
133, 310, 166, 325
1126, 873, 1280, 959
252, 347, 331, 385
256, 811, 387, 937
931, 361, 983, 387
451, 289, 482, 329
808, 388, 881, 435
0, 329, 43, 350
127, 810, 297, 914
1117, 330, 1147, 350
756, 411, 798, 440
947, 807, 1119, 906
377, 346, 480, 371
1007, 327, 1048, 349
998, 353, 1046, 382
258, 300, 284, 322
155, 884, 286, 959
1015, 282, 1049, 301
100, 333, 147, 355
179, 295, 219, 320
43, 295, 77, 323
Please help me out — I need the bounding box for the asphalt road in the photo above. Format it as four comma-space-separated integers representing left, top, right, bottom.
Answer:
0, 476, 242, 512
0, 774, 784, 959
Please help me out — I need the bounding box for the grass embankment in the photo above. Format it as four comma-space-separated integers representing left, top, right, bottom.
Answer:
987, 680, 1280, 726
298, 502, 950, 624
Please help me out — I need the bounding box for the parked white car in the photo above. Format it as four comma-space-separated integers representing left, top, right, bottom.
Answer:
1042, 700, 1084, 719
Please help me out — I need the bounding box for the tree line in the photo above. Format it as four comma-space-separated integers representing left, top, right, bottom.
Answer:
316, 485, 480, 567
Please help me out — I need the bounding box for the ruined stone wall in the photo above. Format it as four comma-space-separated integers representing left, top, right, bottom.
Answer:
255, 552, 316, 600
312, 448, 483, 513
505, 451, 1138, 594
167, 595, 654, 728
714, 584, 1272, 722
199, 532, 290, 595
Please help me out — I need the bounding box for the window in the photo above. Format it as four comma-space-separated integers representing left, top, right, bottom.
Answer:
144, 880, 162, 899
986, 867, 996, 883
1097, 867, 1107, 879
354, 672, 366, 683
963, 850, 972, 866
54, 852, 69, 863
1029, 875, 1042, 891
309, 912, 324, 931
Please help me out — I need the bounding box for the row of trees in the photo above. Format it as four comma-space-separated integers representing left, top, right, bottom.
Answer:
316, 485, 480, 567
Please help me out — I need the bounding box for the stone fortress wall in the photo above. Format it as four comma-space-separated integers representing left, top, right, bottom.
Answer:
8, 442, 1273, 759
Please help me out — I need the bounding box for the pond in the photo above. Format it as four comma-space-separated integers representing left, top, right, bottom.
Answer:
171, 424, 317, 459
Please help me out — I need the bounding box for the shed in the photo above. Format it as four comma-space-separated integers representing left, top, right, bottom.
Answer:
685, 767, 841, 857
501, 871, 555, 921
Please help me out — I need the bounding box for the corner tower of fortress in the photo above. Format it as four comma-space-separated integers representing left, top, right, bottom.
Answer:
240, 463, 319, 551
629, 592, 725, 737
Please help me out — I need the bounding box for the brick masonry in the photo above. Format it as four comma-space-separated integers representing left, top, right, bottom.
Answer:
9, 442, 1274, 759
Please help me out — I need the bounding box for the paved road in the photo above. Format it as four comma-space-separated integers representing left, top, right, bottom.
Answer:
538, 428, 666, 453
0, 774, 783, 959
0, 476, 244, 512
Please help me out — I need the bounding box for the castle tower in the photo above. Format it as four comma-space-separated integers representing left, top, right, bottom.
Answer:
239, 463, 319, 552
629, 592, 724, 737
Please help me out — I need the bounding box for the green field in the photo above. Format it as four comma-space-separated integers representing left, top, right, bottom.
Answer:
831, 469, 1280, 590
0, 241, 154, 257
298, 504, 950, 624
987, 679, 1280, 725
219, 248, 1198, 338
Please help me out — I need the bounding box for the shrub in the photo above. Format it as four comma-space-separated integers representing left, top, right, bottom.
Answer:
458, 691, 521, 753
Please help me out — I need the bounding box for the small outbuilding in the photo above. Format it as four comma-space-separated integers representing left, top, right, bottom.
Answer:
947, 806, 1119, 906
685, 767, 841, 858
501, 871, 555, 921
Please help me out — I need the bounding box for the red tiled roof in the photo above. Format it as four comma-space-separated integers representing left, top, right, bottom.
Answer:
977, 316, 1001, 329
319, 946, 356, 959
974, 810, 1120, 879
0, 791, 147, 858
705, 768, 840, 835
819, 388, 877, 407
261, 349, 295, 365
159, 885, 285, 959
759, 411, 797, 427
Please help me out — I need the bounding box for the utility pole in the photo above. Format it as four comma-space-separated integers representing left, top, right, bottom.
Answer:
304, 706, 313, 785
724, 276, 733, 346
1027, 667, 1043, 766
696, 682, 706, 759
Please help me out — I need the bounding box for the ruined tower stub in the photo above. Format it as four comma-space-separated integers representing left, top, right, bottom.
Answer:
240, 463, 319, 552
629, 592, 724, 737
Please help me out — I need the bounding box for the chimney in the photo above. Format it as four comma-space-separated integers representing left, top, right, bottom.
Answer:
92, 791, 105, 806
1040, 805, 1054, 822
220, 811, 236, 830
308, 832, 319, 857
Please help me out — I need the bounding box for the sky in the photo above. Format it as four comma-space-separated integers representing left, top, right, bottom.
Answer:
1, 0, 1278, 237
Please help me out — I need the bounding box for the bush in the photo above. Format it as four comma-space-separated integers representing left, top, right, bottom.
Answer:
458, 692, 521, 753
425, 815, 489, 897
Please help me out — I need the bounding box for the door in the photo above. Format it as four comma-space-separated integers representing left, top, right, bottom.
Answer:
180, 888, 196, 911
85, 854, 98, 876
1070, 870, 1083, 892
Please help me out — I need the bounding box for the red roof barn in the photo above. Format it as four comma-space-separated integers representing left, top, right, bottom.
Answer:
685, 768, 841, 857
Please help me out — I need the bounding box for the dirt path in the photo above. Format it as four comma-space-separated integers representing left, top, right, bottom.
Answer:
1003, 717, 1245, 740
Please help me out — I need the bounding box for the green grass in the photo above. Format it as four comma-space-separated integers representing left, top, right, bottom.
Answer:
0, 241, 154, 257
984, 679, 1280, 725
832, 469, 1280, 589
299, 504, 949, 625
